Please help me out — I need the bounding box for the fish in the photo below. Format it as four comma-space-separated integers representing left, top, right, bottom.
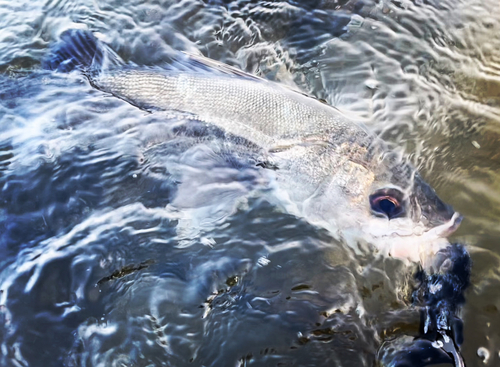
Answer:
44, 29, 462, 263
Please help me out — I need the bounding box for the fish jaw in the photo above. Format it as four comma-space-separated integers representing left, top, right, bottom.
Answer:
386, 237, 453, 268
422, 211, 463, 238
324, 204, 460, 265
361, 211, 462, 265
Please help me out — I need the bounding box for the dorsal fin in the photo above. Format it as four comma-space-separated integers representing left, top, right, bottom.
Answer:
174, 52, 265, 81
43, 29, 123, 73
43, 29, 331, 108
43, 29, 262, 81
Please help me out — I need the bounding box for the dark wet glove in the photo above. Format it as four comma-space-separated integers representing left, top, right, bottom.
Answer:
377, 243, 471, 367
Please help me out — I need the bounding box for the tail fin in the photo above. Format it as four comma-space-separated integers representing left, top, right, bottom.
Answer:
43, 29, 121, 73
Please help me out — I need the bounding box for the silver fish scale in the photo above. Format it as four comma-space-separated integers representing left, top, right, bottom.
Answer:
93, 69, 370, 152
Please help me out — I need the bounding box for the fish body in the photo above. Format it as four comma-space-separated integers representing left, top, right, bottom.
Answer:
95, 65, 376, 217
94, 66, 367, 149
45, 30, 462, 262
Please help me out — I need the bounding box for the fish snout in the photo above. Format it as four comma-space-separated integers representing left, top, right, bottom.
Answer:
411, 174, 462, 237
445, 212, 463, 235
424, 211, 463, 239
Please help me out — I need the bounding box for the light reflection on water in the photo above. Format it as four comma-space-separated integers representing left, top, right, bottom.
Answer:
0, 0, 500, 366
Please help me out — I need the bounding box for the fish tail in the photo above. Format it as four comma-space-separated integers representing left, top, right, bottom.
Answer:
43, 29, 122, 73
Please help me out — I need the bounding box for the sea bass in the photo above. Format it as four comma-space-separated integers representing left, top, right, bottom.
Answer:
45, 30, 462, 262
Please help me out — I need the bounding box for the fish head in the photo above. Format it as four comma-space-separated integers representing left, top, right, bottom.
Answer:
271, 139, 461, 263
309, 143, 462, 262
408, 174, 463, 236
351, 154, 462, 262
365, 175, 461, 236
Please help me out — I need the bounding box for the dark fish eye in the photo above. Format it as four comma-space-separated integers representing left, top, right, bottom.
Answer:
369, 188, 405, 219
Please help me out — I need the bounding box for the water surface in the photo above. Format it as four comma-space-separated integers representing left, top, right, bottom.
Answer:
1, 0, 500, 366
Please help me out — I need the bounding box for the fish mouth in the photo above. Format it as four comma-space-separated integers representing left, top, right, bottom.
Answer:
366, 212, 463, 240
424, 212, 463, 238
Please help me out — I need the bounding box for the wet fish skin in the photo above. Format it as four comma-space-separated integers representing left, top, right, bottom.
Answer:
45, 30, 460, 261
94, 67, 368, 150
95, 65, 379, 208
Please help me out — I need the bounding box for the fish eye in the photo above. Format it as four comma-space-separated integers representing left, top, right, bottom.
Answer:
369, 188, 405, 219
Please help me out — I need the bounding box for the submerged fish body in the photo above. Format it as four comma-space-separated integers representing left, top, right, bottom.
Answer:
45, 30, 461, 262
94, 66, 366, 148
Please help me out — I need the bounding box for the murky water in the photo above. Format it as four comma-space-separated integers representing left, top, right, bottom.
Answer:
0, 0, 499, 366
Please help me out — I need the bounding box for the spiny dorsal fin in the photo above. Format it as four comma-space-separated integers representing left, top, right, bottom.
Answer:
43, 29, 123, 73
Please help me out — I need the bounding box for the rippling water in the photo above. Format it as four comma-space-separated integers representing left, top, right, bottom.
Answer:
1, 0, 499, 366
